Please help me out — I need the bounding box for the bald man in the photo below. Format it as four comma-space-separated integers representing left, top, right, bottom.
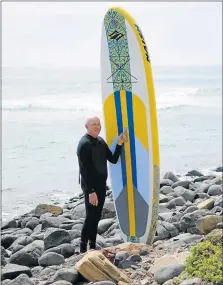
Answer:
76, 116, 127, 253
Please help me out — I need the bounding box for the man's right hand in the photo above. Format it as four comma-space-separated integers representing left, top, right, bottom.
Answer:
89, 192, 98, 206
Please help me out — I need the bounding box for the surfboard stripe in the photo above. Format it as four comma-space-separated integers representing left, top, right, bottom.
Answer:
120, 90, 136, 236
114, 91, 127, 187
126, 91, 137, 189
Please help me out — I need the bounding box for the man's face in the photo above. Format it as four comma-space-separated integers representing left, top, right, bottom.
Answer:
86, 117, 101, 138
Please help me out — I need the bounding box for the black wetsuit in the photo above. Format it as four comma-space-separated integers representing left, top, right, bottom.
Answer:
76, 133, 122, 251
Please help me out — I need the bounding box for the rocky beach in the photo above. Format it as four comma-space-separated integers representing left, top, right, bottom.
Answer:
1, 168, 223, 285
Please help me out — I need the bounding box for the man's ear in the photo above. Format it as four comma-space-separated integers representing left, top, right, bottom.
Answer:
85, 124, 88, 130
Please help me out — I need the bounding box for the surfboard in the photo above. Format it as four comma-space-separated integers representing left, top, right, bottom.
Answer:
100, 7, 160, 244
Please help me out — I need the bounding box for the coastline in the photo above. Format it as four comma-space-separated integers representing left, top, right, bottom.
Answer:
2, 166, 222, 224
1, 167, 222, 285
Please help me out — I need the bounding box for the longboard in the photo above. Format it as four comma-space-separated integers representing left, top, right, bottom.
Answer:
100, 7, 160, 244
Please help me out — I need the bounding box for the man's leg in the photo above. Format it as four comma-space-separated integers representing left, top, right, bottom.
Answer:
80, 192, 92, 253
89, 189, 106, 250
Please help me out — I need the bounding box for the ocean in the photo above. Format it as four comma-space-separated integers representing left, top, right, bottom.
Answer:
2, 65, 222, 222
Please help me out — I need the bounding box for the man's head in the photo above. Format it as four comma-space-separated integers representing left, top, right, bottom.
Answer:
85, 116, 101, 138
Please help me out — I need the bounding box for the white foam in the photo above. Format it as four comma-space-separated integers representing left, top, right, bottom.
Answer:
156, 86, 221, 110
2, 86, 221, 112
2, 92, 102, 112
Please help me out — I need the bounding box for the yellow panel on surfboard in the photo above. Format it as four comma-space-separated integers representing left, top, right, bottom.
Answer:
100, 6, 160, 244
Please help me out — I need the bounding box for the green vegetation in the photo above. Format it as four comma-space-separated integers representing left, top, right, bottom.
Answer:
182, 231, 223, 284
172, 277, 181, 285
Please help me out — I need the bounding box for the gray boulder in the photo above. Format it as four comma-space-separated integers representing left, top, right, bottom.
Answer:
71, 203, 86, 219
183, 206, 199, 214
2, 264, 31, 279
6, 274, 35, 285
30, 232, 45, 241
71, 223, 83, 231
15, 228, 33, 237
44, 243, 75, 258
101, 201, 116, 219
21, 217, 33, 229
159, 194, 169, 203
159, 212, 175, 221
185, 170, 203, 177
59, 220, 78, 230
9, 240, 44, 266
50, 268, 79, 284
167, 213, 184, 223
167, 197, 186, 209
154, 264, 185, 284
39, 212, 53, 222
180, 210, 207, 232
163, 172, 179, 182
194, 183, 210, 194
33, 224, 42, 233
160, 179, 174, 188
11, 245, 24, 254
207, 184, 222, 196
8, 236, 34, 252
161, 221, 179, 237
212, 206, 223, 213
174, 186, 195, 202
25, 218, 40, 230
68, 229, 81, 240
154, 222, 170, 241
160, 186, 174, 195
1, 228, 18, 235
38, 252, 65, 266
44, 228, 71, 250
172, 180, 191, 189
194, 193, 210, 199
42, 217, 69, 230
1, 235, 18, 249
1, 220, 17, 230
98, 218, 114, 234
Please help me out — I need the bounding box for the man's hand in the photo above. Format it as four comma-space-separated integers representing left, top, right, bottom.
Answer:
89, 192, 98, 206
117, 129, 128, 145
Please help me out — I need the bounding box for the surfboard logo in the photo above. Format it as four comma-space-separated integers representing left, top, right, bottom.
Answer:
109, 30, 124, 41
134, 24, 150, 63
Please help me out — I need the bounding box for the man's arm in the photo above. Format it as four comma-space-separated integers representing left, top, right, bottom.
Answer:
104, 130, 127, 163
78, 142, 95, 194
106, 143, 122, 164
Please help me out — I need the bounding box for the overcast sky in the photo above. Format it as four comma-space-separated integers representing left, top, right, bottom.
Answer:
2, 2, 222, 68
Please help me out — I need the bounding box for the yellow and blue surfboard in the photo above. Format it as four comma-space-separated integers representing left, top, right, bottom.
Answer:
101, 7, 160, 244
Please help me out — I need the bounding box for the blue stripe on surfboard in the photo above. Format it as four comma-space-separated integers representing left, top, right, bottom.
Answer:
114, 91, 127, 187
126, 91, 137, 188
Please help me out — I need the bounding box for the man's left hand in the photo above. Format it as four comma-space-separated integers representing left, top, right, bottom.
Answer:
117, 129, 128, 145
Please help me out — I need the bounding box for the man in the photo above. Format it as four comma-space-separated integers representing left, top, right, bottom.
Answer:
76, 116, 127, 253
